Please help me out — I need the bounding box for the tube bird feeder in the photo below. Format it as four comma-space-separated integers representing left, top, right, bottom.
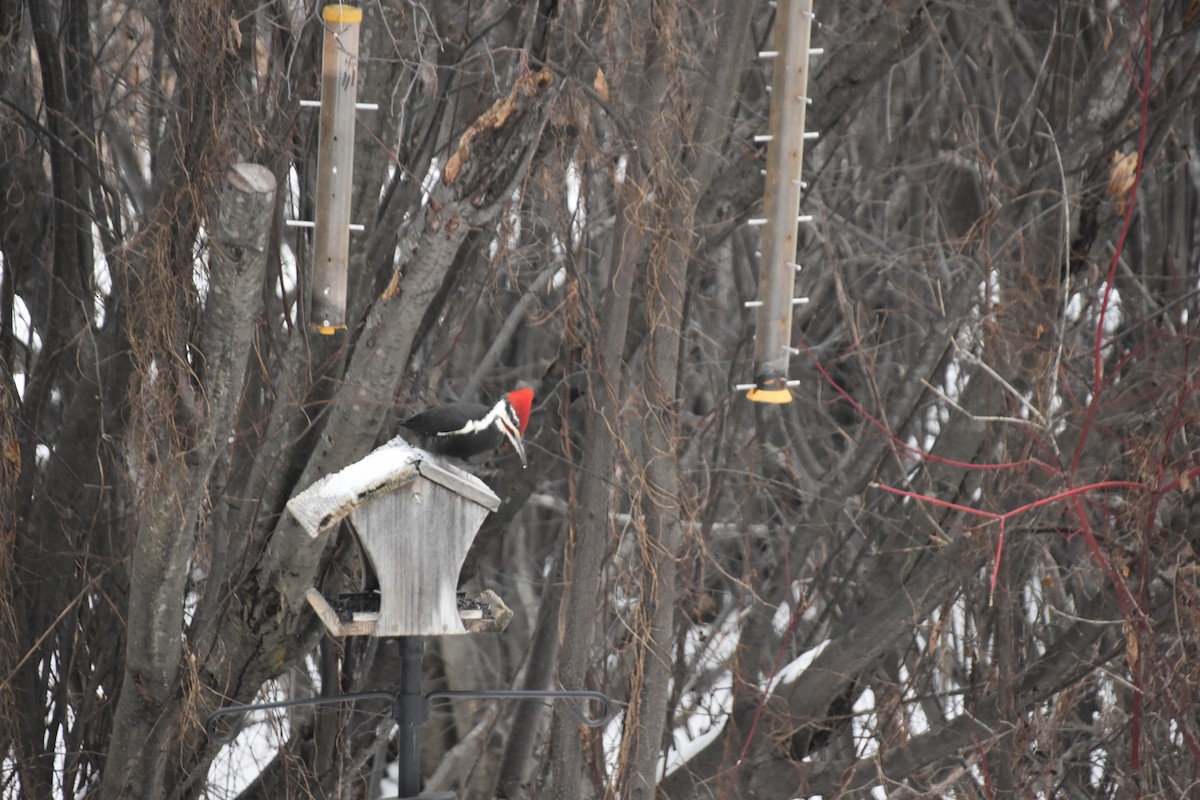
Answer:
311, 4, 362, 334
746, 0, 817, 403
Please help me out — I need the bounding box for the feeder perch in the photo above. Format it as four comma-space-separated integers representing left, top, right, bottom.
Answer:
287, 438, 508, 637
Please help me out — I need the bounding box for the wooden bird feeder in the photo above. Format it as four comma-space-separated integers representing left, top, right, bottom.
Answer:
287, 438, 511, 637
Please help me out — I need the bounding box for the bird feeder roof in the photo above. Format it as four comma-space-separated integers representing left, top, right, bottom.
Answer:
286, 436, 501, 539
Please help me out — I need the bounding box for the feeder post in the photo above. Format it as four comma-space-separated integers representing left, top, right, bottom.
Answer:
312, 4, 362, 334
396, 636, 426, 798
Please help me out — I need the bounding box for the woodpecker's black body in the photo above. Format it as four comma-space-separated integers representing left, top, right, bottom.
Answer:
401, 388, 533, 466
403, 401, 502, 458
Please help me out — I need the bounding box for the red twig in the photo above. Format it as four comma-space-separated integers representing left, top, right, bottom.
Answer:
873, 479, 1146, 601
872, 479, 1146, 527
1070, 0, 1154, 476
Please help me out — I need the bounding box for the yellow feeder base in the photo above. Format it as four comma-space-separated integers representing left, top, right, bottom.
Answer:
746, 387, 793, 404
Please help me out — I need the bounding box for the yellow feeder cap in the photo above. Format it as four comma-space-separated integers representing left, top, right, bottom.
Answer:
322, 4, 363, 23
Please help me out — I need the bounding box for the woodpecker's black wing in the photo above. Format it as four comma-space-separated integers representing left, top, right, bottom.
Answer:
401, 401, 505, 459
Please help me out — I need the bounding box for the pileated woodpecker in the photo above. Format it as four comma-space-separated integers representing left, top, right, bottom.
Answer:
401, 388, 533, 466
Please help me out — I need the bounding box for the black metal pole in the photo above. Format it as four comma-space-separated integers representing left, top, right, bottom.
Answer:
396, 635, 426, 798
203, 642, 610, 800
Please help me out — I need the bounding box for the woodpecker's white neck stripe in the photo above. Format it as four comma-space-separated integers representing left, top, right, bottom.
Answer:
433, 398, 512, 438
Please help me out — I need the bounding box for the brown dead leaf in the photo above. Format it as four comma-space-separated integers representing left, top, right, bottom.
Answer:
1108, 151, 1138, 213
3, 437, 19, 470
593, 67, 610, 104
381, 268, 403, 301
1124, 620, 1139, 668
227, 14, 242, 56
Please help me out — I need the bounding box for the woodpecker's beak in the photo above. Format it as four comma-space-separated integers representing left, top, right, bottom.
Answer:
498, 420, 528, 468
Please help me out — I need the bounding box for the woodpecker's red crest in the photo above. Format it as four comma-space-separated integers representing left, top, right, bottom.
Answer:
506, 388, 533, 433
402, 388, 534, 467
